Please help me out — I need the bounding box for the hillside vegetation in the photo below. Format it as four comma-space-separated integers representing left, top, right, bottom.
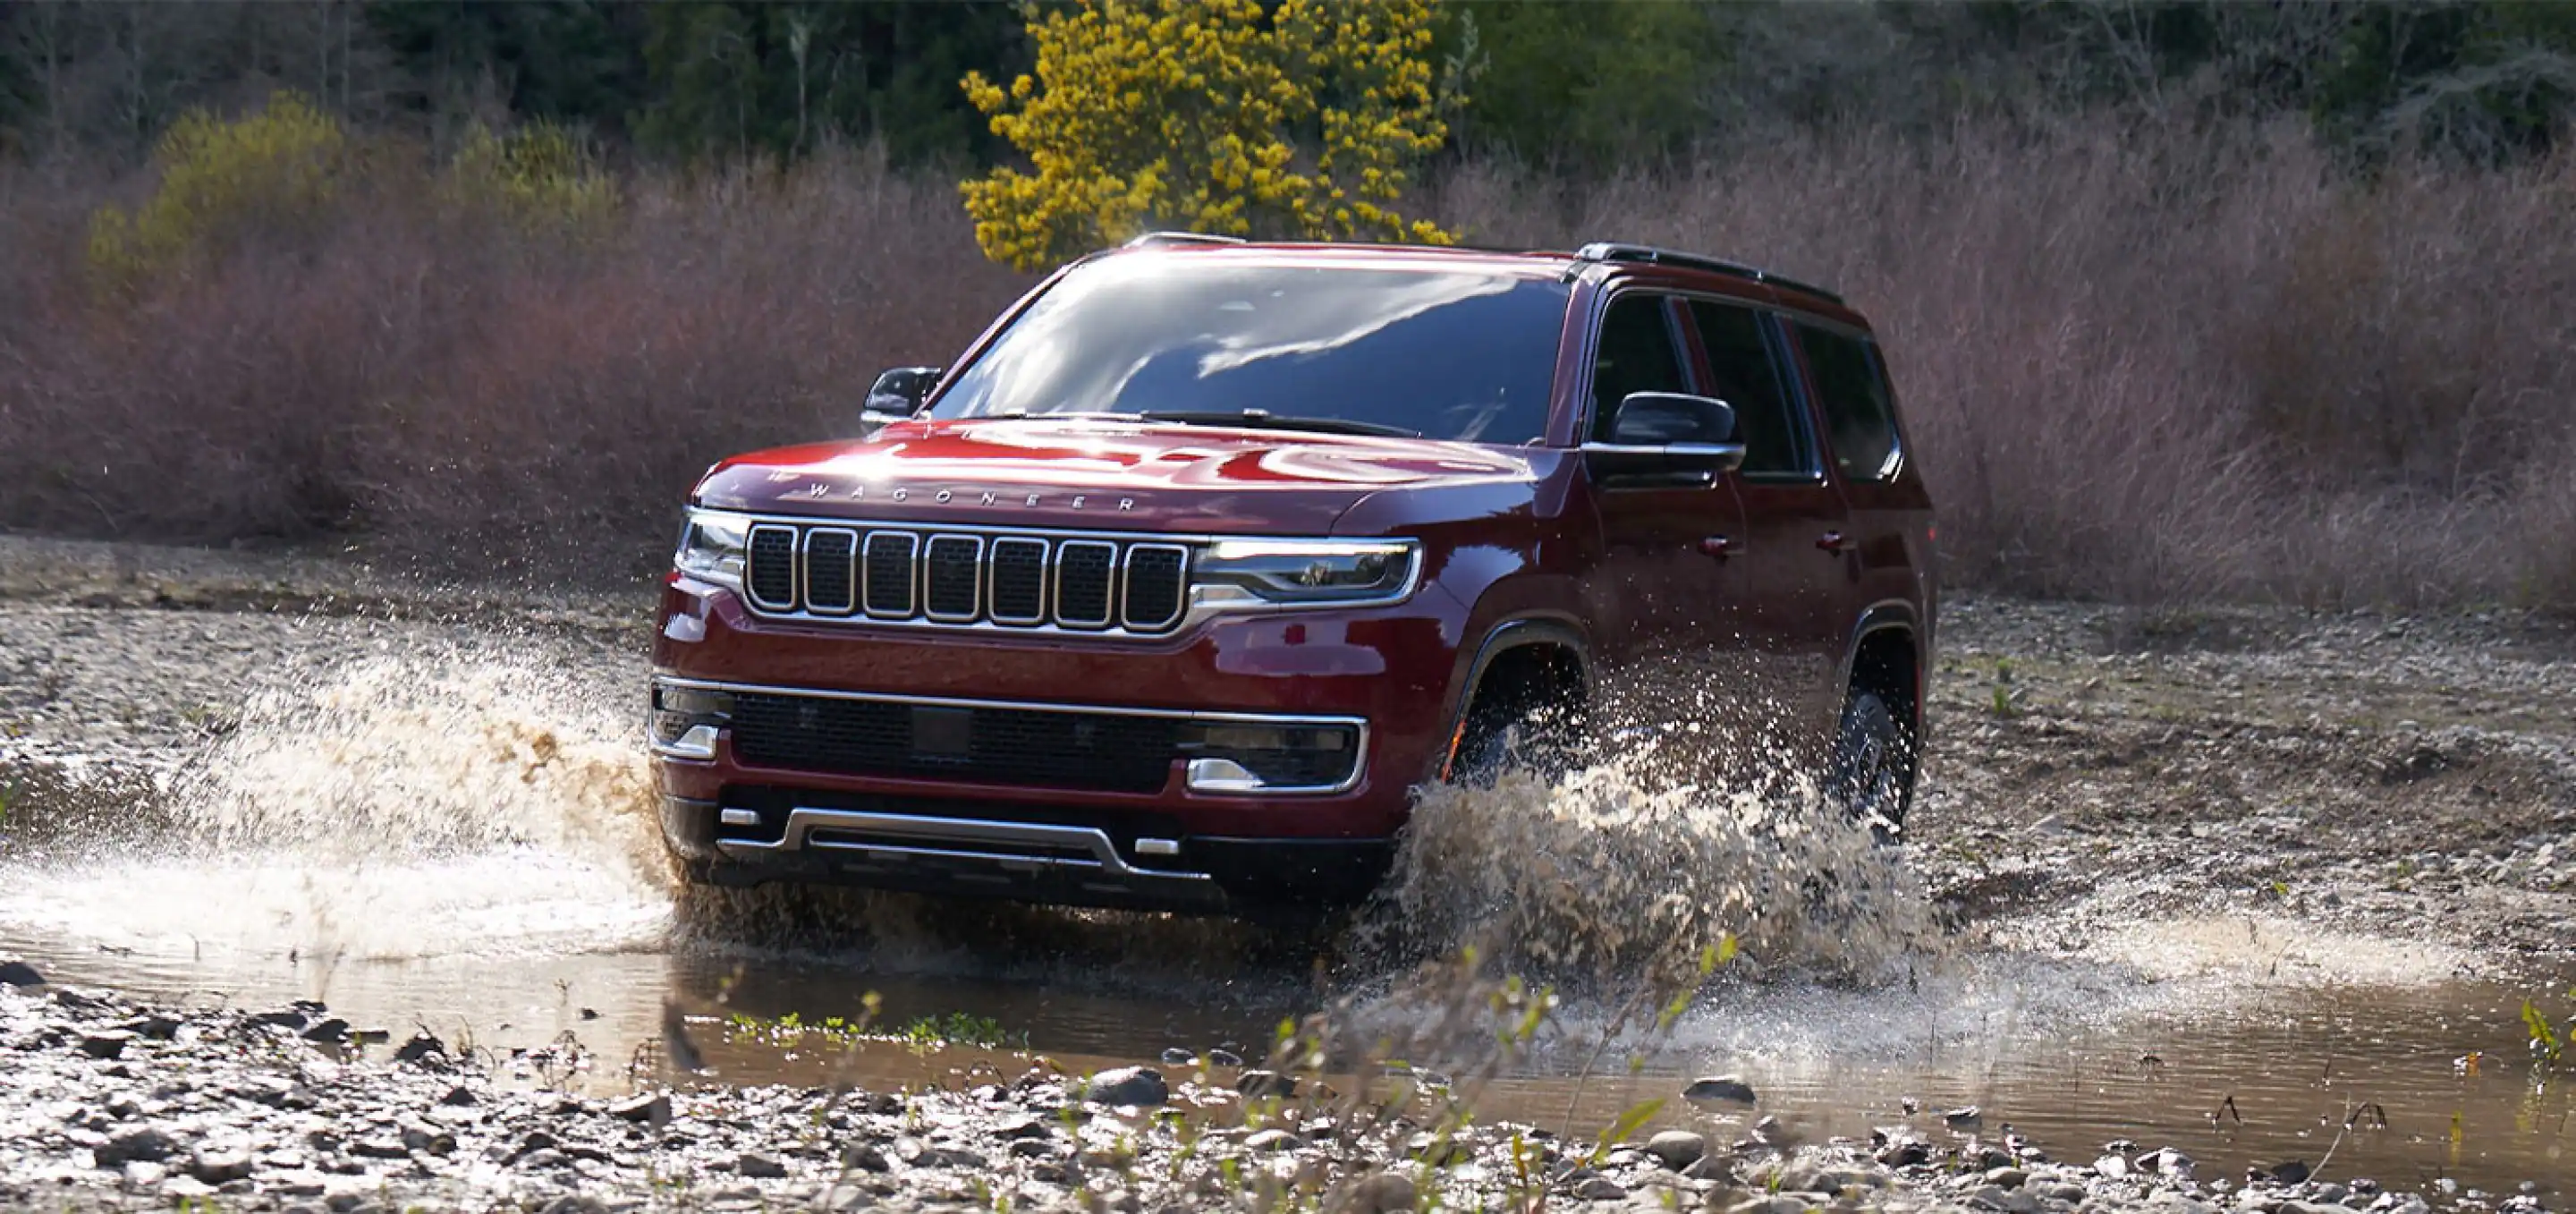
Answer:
2, 1, 2573, 608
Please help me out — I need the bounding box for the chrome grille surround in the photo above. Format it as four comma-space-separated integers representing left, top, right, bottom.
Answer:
737, 518, 1203, 636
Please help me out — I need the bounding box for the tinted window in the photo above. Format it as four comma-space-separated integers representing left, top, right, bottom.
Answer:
1796, 325, 1900, 481
1688, 301, 1808, 476
935, 259, 1570, 444
1589, 294, 1689, 441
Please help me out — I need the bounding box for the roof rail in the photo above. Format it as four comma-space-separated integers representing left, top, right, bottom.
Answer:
1571, 242, 1845, 305
1122, 231, 1249, 250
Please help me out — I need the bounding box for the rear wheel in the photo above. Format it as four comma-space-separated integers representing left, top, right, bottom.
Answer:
1827, 688, 1915, 840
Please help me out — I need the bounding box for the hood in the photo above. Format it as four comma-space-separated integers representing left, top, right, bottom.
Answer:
691, 417, 1540, 535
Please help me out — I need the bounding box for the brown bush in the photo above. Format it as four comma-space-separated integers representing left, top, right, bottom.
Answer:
3, 121, 2572, 611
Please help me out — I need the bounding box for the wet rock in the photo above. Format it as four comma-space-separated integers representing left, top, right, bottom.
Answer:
249, 1009, 309, 1031
1235, 1069, 1297, 1099
1877, 1141, 1931, 1167
94, 1128, 179, 1167
1244, 1129, 1303, 1152
437, 1085, 477, 1107
2148, 1147, 2198, 1177
2038, 1183, 2090, 1204
188, 1150, 253, 1184
1682, 1074, 1758, 1105
538, 1199, 608, 1214
391, 1033, 445, 1065
1728, 1200, 1810, 1214
1943, 1106, 1985, 1130
1158, 1048, 1197, 1066
76, 1029, 134, 1059
1207, 1048, 1245, 1067
2096, 1154, 2132, 1178
1643, 1129, 1707, 1170
736, 1152, 787, 1179
0, 958, 44, 987
1007, 1138, 1062, 1159
398, 1126, 455, 1156
2257, 1160, 2314, 1186
1986, 1166, 2030, 1188
1970, 1184, 2042, 1213
608, 1091, 669, 1123
1081, 1065, 1167, 1108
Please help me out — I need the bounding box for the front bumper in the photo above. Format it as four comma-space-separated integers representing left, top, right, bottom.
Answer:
650, 575, 1463, 913
660, 794, 1391, 913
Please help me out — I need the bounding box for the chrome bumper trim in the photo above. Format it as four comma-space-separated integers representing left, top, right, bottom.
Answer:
715, 807, 1216, 884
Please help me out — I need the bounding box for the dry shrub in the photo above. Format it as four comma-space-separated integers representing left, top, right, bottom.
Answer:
4, 118, 2573, 611
1431, 119, 2576, 609
0, 147, 1029, 581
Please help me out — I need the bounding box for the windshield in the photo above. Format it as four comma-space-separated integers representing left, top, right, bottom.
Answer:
931, 258, 1572, 445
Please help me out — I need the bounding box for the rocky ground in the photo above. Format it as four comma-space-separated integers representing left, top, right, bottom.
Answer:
1, 536, 2572, 1211
4, 966, 2544, 1214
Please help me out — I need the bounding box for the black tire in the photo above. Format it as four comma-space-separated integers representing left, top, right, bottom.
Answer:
1446, 684, 1584, 785
1828, 688, 1916, 840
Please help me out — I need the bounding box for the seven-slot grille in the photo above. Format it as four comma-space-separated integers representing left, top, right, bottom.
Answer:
743, 522, 1190, 633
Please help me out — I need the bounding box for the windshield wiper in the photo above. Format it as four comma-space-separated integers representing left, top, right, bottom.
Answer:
1133, 410, 1422, 438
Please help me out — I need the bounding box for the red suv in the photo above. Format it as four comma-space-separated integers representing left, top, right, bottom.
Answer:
651, 234, 1936, 918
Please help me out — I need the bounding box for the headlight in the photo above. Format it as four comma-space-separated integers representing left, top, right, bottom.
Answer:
674, 508, 750, 589
1192, 539, 1417, 605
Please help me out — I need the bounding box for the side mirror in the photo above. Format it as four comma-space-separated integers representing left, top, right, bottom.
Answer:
863, 366, 944, 422
1582, 391, 1746, 488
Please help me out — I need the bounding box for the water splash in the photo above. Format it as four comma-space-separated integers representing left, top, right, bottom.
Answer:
1367, 734, 1940, 991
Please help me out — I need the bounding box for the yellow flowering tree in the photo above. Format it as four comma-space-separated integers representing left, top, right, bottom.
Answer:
961, 0, 1456, 271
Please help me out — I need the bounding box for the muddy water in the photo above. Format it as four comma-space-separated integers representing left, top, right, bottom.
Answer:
0, 650, 2569, 1198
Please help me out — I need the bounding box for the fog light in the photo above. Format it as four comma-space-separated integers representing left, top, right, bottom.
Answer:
1180, 721, 1363, 793
650, 683, 734, 760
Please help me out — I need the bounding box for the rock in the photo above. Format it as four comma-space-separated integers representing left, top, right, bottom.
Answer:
1877, 1141, 1931, 1167
609, 1091, 670, 1123
1683, 1074, 1758, 1104
1970, 1184, 2042, 1213
392, 1033, 445, 1065
95, 1128, 180, 1167
0, 958, 44, 987
1207, 1048, 1245, 1067
119, 1015, 181, 1040
299, 1018, 349, 1043
1158, 1047, 1197, 1066
1944, 1106, 1985, 1130
398, 1127, 454, 1156
842, 1144, 890, 1173
249, 1009, 309, 1031
1986, 1167, 2030, 1188
1007, 1138, 1062, 1159
1729, 1201, 1810, 1214
350, 1139, 410, 1160
437, 1085, 477, 1107
736, 1153, 787, 1179
79, 1030, 135, 1059
2256, 1160, 2313, 1186
1235, 1069, 1298, 1099
1643, 1129, 1707, 1170
1348, 1172, 1416, 1214
2149, 1148, 2198, 1178
189, 1150, 254, 1184
1572, 1176, 1628, 1201
1244, 1129, 1303, 1152
1081, 1065, 1168, 1108
2038, 1183, 2090, 1204
1683, 1154, 1738, 1182
2096, 1155, 2132, 1178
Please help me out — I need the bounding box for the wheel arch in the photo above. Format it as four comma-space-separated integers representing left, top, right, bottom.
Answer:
1841, 599, 1925, 735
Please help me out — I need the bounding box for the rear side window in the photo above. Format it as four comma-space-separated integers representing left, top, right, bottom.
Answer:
1688, 301, 1809, 476
1796, 325, 1901, 481
1589, 294, 1690, 441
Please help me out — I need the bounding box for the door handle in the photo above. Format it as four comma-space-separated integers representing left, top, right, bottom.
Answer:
1698, 535, 1736, 559
1817, 531, 1857, 555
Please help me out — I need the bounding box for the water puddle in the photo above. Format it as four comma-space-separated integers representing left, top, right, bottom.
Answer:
0, 649, 2567, 1198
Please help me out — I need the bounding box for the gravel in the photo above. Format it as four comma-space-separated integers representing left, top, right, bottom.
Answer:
2, 977, 2532, 1213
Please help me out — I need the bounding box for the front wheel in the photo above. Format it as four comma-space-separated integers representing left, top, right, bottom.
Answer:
1827, 689, 1915, 840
